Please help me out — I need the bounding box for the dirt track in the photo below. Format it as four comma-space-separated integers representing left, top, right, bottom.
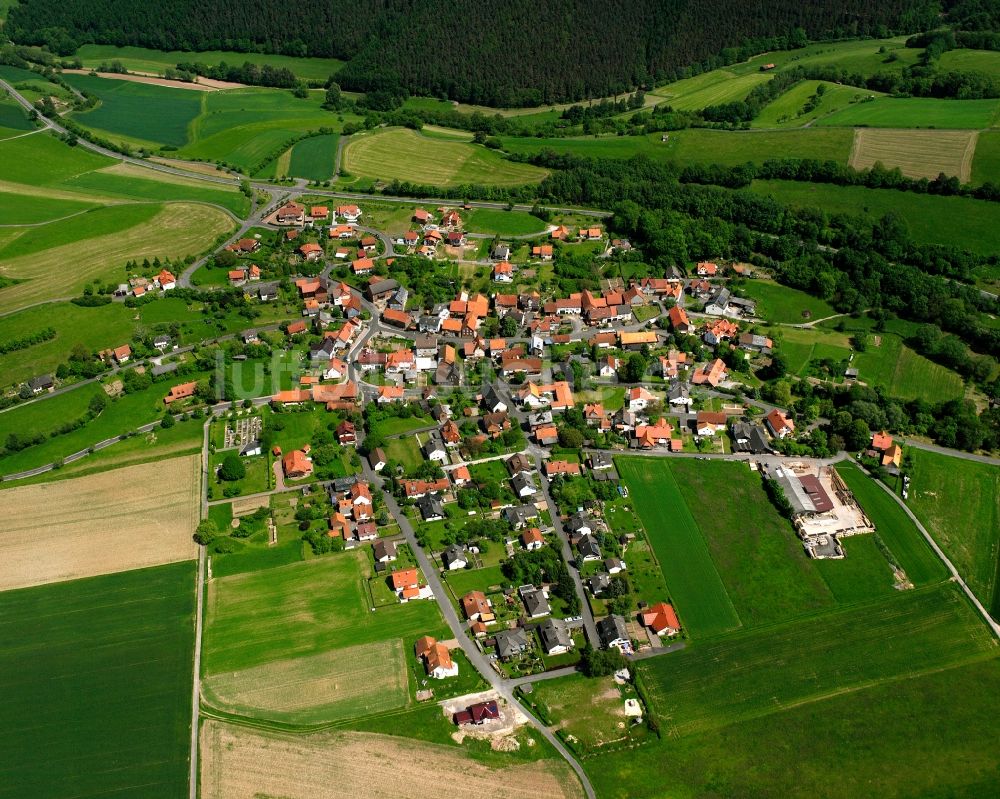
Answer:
0, 455, 199, 590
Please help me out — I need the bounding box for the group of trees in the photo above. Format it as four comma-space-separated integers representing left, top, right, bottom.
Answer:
502, 546, 580, 616
7, 0, 940, 105
174, 60, 297, 88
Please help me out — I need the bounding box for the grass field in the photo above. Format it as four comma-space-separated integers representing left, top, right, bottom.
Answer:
614, 457, 740, 638
971, 129, 1000, 185
589, 650, 1000, 799
0, 201, 234, 313
660, 460, 837, 626
657, 71, 773, 112
0, 95, 34, 134
501, 127, 855, 168
0, 561, 195, 798
0, 455, 199, 590
938, 48, 1000, 78
75, 44, 345, 82
835, 462, 949, 586
819, 96, 1000, 129
343, 128, 549, 187
288, 132, 338, 180
65, 73, 203, 147
904, 448, 1000, 614
849, 127, 978, 181
201, 722, 584, 799
813, 533, 899, 603
464, 207, 548, 236
752, 179, 1000, 255
639, 583, 993, 738
202, 639, 410, 725
203, 551, 446, 675
737, 278, 836, 323
528, 674, 631, 750
753, 80, 879, 129
383, 434, 425, 472
0, 189, 95, 224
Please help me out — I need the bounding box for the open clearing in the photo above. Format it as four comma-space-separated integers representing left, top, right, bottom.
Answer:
0, 455, 199, 590
344, 127, 548, 187
638, 584, 995, 738
204, 550, 445, 674
201, 722, 583, 799
0, 561, 195, 798
0, 201, 234, 314
819, 96, 1000, 129
202, 638, 409, 724
904, 447, 1000, 615
849, 128, 978, 181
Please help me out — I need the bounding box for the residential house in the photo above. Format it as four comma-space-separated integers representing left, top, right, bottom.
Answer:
604, 557, 626, 575
27, 374, 54, 394
337, 204, 362, 222
442, 544, 469, 571
731, 421, 772, 454
667, 305, 691, 333
414, 636, 458, 679
739, 332, 773, 354
369, 447, 388, 472
691, 358, 727, 387
299, 242, 323, 261
531, 244, 554, 261
545, 460, 581, 477
575, 532, 601, 561
164, 381, 198, 404
521, 527, 544, 550
586, 572, 611, 596
492, 261, 514, 282
373, 539, 398, 563
461, 591, 495, 622
627, 387, 655, 413
506, 453, 533, 476
765, 408, 795, 439
511, 473, 537, 499
696, 261, 718, 276
667, 381, 692, 407
494, 628, 530, 660
481, 385, 508, 413
538, 618, 574, 656
534, 425, 559, 446
519, 585, 551, 619
597, 614, 630, 651
504, 504, 540, 529
640, 602, 681, 636
421, 434, 448, 465
275, 201, 305, 225
454, 700, 500, 726
336, 420, 357, 446
695, 411, 727, 437
282, 448, 313, 479
492, 244, 511, 261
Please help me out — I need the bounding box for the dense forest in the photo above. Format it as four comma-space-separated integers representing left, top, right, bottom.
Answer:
6, 0, 943, 105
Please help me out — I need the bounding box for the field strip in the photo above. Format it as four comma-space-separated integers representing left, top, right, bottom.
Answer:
201, 722, 584, 799
61, 68, 218, 91
202, 639, 408, 724
850, 128, 976, 180
0, 455, 199, 590
0, 177, 129, 204
960, 130, 979, 183
99, 161, 237, 190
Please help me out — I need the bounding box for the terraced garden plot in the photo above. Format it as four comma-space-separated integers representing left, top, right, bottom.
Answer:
202, 639, 409, 724
0, 562, 195, 799
849, 128, 979, 181
638, 583, 994, 738
343, 127, 548, 187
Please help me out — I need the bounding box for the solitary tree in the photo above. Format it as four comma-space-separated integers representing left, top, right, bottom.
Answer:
218, 453, 246, 481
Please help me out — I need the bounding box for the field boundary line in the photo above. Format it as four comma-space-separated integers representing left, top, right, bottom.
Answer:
959, 130, 979, 184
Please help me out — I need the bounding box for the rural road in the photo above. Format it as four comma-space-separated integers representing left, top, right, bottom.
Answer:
188, 424, 210, 799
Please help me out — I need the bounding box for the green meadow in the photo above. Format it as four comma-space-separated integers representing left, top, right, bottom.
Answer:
0, 562, 195, 798
464, 207, 548, 236
751, 179, 1000, 255
74, 44, 345, 82
753, 80, 881, 128
971, 130, 1000, 185
903, 448, 1000, 614
737, 278, 837, 323
818, 96, 1000, 128
0, 190, 95, 224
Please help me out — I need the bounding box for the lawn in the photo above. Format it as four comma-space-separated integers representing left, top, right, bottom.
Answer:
74, 44, 345, 82
442, 564, 507, 598
737, 278, 836, 323
0, 561, 195, 798
751, 179, 1000, 255
370, 414, 434, 437
208, 451, 270, 498
614, 457, 739, 638
661, 459, 836, 627
835, 462, 949, 587
818, 96, 1000, 129
64, 73, 203, 147
383, 434, 424, 472
903, 447, 1000, 614
463, 207, 548, 236
343, 127, 549, 187
203, 552, 447, 674
588, 656, 1000, 799
637, 583, 994, 738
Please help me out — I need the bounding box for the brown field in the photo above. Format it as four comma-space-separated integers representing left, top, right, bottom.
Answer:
849, 128, 978, 181
149, 157, 231, 177
202, 639, 409, 724
230, 494, 271, 517
200, 722, 584, 799
60, 68, 235, 91
0, 455, 199, 590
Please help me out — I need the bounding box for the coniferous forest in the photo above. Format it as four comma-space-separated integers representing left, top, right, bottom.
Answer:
6, 0, 948, 105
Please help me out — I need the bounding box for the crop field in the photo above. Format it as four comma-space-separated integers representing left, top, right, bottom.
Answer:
502, 126, 854, 168
65, 73, 203, 147
818, 96, 1000, 129
834, 462, 948, 586
737, 278, 836, 323
201, 722, 584, 799
753, 80, 879, 129
638, 583, 994, 738
589, 656, 1000, 799
288, 132, 338, 180
904, 448, 1000, 613
849, 128, 978, 181
0, 561, 195, 798
0, 201, 234, 313
203, 551, 446, 674
752, 179, 1000, 255
813, 534, 899, 604
343, 128, 549, 187
614, 457, 739, 638
660, 460, 836, 627
0, 455, 199, 590
0, 95, 33, 134
0, 189, 95, 224
971, 129, 1000, 185
75, 44, 345, 82
202, 639, 409, 724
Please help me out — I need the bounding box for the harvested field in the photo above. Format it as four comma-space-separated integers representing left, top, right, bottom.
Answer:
61, 67, 221, 90
201, 722, 584, 799
202, 639, 409, 724
150, 156, 230, 176
849, 128, 978, 181
0, 455, 199, 590
230, 494, 271, 516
